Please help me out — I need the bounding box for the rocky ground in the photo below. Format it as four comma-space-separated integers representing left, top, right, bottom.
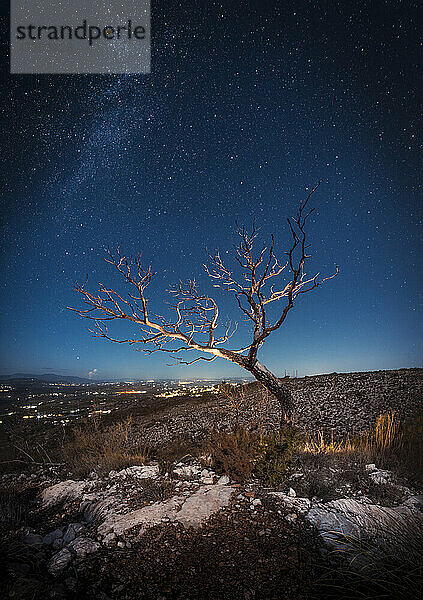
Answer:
1, 371, 422, 599
1, 451, 422, 599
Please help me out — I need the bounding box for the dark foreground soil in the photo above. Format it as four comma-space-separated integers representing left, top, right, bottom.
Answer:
77, 499, 320, 600
1, 495, 322, 600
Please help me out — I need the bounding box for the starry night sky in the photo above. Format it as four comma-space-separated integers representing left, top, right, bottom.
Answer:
1, 1, 422, 380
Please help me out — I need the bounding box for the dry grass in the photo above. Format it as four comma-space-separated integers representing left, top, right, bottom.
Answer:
313, 512, 423, 599
301, 410, 400, 456
60, 415, 150, 477
302, 430, 356, 454
373, 410, 398, 450
380, 414, 423, 486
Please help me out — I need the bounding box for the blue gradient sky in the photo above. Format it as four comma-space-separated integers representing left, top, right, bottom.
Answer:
1, 1, 421, 380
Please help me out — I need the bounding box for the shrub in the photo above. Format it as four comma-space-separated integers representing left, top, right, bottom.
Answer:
203, 425, 304, 485
354, 412, 423, 486
202, 427, 259, 482
254, 427, 304, 486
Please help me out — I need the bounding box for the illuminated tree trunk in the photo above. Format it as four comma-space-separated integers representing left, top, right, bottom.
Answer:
245, 360, 294, 425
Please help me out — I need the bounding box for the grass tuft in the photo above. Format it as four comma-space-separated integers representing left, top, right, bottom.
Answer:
312, 511, 423, 599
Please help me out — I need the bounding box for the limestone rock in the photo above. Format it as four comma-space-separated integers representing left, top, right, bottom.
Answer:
98, 482, 234, 538
98, 494, 185, 538
176, 483, 234, 528
67, 536, 100, 559
306, 497, 423, 550
201, 477, 214, 485
217, 475, 230, 485
41, 480, 87, 508
369, 469, 392, 485
268, 492, 311, 514
109, 465, 159, 480
365, 463, 377, 472
173, 464, 202, 479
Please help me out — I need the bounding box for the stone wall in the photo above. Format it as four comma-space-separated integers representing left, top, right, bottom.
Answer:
288, 368, 423, 437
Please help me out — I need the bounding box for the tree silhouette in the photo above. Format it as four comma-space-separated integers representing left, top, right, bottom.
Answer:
70, 184, 338, 423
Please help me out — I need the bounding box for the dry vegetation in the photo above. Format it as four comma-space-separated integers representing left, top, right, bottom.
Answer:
60, 415, 150, 477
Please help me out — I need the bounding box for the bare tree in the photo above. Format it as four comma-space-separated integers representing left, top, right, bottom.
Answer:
70, 184, 338, 424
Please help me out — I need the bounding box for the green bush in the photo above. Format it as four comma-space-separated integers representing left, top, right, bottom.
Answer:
203, 425, 305, 485
254, 427, 305, 486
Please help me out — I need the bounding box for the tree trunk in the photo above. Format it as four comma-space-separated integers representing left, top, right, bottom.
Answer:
246, 360, 294, 426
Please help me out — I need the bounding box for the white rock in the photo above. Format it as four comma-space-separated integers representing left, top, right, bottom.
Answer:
217, 475, 230, 485
268, 492, 311, 514
41, 480, 87, 508
369, 470, 392, 485
252, 499, 262, 507
177, 484, 234, 527
98, 495, 186, 538
288, 488, 296, 497
110, 465, 159, 479
172, 465, 202, 479
67, 536, 100, 559
98, 482, 234, 538
365, 464, 377, 472
306, 498, 423, 553
201, 477, 214, 485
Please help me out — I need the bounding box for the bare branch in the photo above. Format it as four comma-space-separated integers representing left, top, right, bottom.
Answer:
70, 184, 338, 400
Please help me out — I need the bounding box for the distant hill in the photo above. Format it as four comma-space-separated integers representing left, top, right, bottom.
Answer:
0, 373, 92, 384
